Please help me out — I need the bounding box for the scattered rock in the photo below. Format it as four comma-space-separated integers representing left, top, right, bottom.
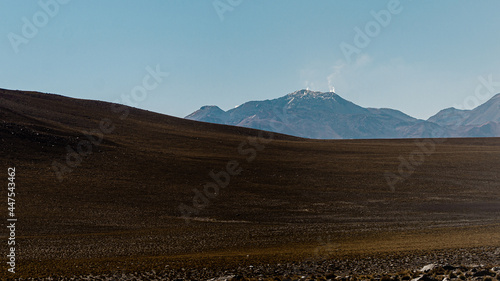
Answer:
420, 264, 437, 273
411, 275, 438, 281
12, 248, 500, 281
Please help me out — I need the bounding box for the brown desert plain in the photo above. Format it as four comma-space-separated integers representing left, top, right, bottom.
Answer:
0, 88, 500, 280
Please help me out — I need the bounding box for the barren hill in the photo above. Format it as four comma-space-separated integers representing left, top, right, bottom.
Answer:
1, 88, 499, 278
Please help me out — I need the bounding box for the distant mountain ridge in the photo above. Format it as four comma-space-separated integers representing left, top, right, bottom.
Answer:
186, 90, 500, 139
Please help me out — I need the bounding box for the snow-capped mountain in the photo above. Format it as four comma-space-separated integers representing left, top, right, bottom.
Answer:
186, 90, 500, 139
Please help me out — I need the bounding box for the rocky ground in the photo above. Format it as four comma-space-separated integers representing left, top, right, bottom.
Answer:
11, 247, 500, 281
2, 91, 500, 280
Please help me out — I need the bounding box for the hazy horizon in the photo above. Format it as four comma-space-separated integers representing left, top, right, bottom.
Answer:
2, 1, 500, 120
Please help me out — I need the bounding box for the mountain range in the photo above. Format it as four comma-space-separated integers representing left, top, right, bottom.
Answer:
186, 89, 500, 139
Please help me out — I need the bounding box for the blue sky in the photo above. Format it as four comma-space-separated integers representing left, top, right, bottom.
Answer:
1, 0, 500, 119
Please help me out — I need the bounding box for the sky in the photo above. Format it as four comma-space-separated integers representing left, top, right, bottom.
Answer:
1, 0, 500, 120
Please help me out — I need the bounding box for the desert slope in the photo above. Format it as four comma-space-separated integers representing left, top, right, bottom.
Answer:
0, 88, 499, 278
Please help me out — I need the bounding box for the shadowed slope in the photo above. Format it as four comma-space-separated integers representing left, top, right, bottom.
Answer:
1, 88, 499, 278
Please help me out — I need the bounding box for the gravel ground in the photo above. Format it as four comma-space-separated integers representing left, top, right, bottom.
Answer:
12, 247, 500, 281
